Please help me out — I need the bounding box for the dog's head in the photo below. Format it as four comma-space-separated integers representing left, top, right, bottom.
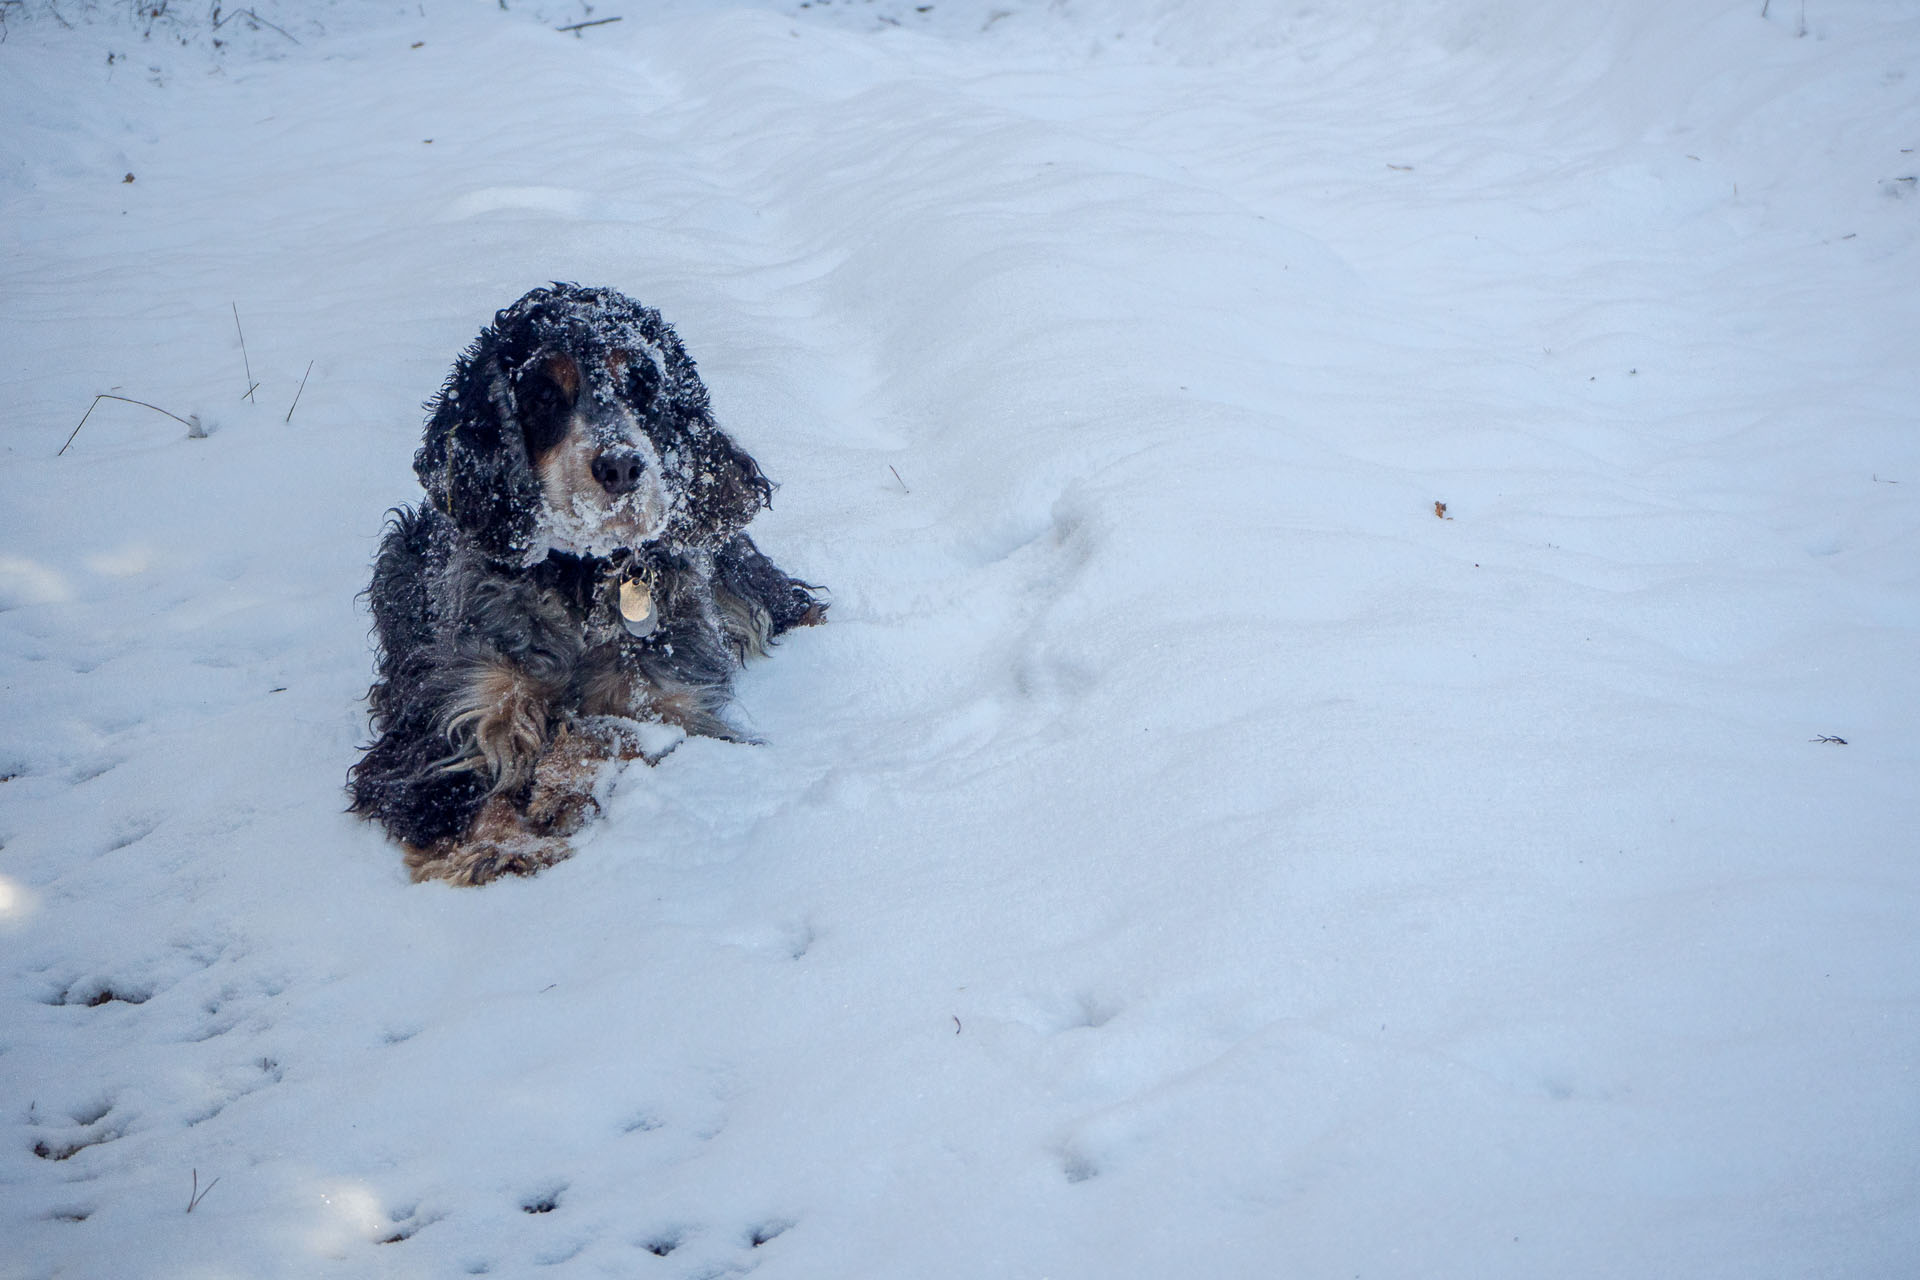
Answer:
414, 283, 773, 566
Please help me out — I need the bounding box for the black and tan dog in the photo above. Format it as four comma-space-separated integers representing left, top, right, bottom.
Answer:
350, 284, 824, 884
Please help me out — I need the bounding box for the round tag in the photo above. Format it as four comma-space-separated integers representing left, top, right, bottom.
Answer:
619, 578, 656, 637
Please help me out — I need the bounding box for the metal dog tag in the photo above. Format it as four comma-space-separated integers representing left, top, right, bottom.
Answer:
618, 577, 657, 637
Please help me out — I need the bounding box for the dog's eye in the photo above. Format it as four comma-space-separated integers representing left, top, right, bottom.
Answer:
516, 371, 574, 458
518, 376, 567, 418
626, 357, 660, 406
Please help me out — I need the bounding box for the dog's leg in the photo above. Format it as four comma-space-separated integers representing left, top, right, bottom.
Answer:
443, 658, 561, 795
714, 533, 827, 647
384, 657, 584, 886
406, 719, 658, 885
351, 698, 492, 850
578, 654, 717, 745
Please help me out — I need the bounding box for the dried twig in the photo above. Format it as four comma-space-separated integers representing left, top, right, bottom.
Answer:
232, 303, 257, 403
556, 16, 621, 34
285, 361, 313, 423
889, 465, 910, 494
1811, 735, 1848, 745
211, 6, 300, 43
187, 1168, 220, 1213
61, 394, 199, 456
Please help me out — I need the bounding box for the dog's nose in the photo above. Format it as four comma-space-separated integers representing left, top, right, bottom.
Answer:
591, 449, 646, 495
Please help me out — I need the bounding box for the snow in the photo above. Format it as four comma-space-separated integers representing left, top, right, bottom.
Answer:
3, 1, 1919, 1276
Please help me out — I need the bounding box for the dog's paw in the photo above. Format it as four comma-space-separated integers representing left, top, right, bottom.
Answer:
405, 834, 574, 886
524, 725, 614, 835
524, 783, 599, 838
571, 714, 685, 764
403, 795, 574, 886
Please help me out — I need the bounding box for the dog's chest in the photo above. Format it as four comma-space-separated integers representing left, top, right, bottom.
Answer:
522, 554, 630, 649
572, 575, 646, 651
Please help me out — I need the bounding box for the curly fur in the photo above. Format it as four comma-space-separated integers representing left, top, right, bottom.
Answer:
349, 284, 825, 884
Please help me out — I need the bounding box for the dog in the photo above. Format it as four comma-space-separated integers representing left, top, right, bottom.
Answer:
348, 283, 825, 885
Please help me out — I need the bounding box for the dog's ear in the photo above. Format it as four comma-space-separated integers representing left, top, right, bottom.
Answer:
679, 421, 774, 543
414, 331, 545, 564
604, 306, 771, 546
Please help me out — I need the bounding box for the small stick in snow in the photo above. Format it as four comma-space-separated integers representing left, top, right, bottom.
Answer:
211, 6, 300, 43
187, 1168, 220, 1213
60, 394, 200, 456
1811, 735, 1848, 745
232, 302, 257, 403
890, 465, 910, 494
953, 1016, 962, 1035
285, 361, 314, 423
556, 16, 622, 34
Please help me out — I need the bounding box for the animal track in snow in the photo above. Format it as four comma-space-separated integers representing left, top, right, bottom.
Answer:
104, 816, 160, 851
67, 755, 121, 785
42, 936, 241, 1029
1060, 1149, 1100, 1184
534, 1239, 587, 1266
40, 977, 153, 1007
183, 1056, 284, 1125
1012, 989, 1122, 1035
1066, 993, 1119, 1030
520, 1181, 567, 1215
31, 1132, 118, 1162
28, 1097, 123, 1163
630, 1216, 794, 1266
638, 1227, 685, 1256
378, 1202, 443, 1244
189, 969, 288, 1042
68, 1096, 114, 1126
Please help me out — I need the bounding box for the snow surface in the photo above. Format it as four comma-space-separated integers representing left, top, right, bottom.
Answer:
3, 1, 1920, 1276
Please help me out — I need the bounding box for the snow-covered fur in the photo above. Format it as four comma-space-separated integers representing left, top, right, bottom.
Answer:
349, 284, 825, 885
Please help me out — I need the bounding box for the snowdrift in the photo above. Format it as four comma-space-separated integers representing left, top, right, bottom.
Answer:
3, 2, 1917, 1276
